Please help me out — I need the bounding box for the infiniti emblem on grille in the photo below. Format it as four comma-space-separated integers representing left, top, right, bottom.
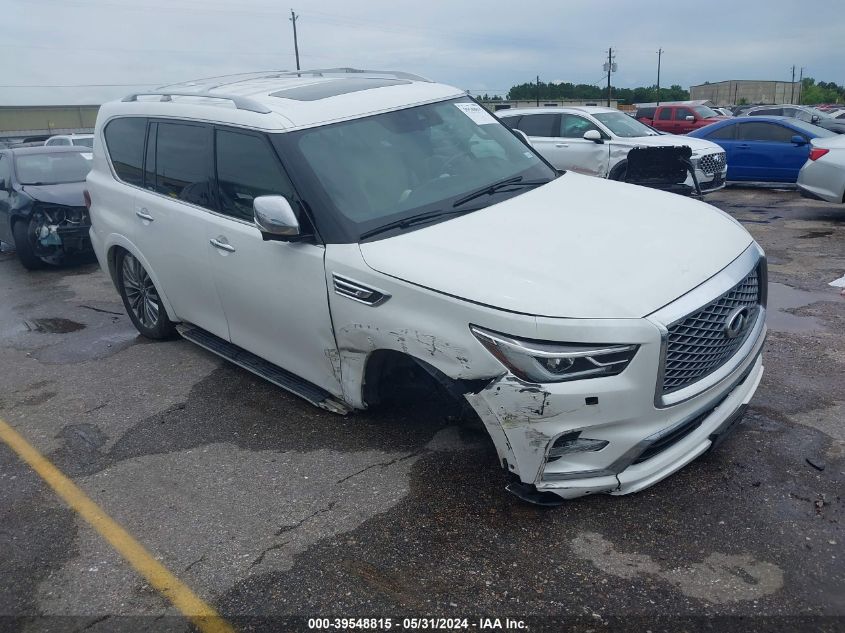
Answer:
724, 306, 750, 339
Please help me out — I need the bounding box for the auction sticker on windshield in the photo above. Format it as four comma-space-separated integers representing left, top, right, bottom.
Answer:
454, 102, 497, 125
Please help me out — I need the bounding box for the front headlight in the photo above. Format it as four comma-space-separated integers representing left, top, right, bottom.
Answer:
470, 325, 638, 384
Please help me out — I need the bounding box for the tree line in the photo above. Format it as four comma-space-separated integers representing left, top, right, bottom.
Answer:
496, 81, 689, 104
484, 77, 845, 105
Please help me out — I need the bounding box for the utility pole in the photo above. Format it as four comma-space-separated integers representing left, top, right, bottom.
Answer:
797, 67, 804, 104
656, 48, 662, 105
536, 75, 540, 107
790, 65, 795, 102
606, 48, 613, 107
290, 9, 300, 71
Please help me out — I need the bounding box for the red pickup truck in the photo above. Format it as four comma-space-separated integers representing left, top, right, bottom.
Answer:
636, 104, 726, 134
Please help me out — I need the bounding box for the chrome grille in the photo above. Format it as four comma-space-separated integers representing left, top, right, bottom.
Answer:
661, 267, 760, 394
698, 152, 726, 175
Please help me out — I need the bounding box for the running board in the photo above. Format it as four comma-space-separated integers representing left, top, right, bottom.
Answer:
177, 325, 350, 415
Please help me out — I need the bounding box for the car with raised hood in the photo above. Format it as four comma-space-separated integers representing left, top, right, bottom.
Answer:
86, 68, 767, 504
498, 106, 728, 193
0, 145, 94, 269
797, 134, 845, 203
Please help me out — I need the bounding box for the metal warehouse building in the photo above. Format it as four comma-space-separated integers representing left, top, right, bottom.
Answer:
0, 105, 99, 141
690, 80, 802, 106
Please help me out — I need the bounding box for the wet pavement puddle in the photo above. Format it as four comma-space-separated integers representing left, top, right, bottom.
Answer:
767, 283, 840, 333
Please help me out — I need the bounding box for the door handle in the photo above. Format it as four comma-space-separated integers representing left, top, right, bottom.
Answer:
209, 237, 236, 253
737, 144, 750, 149
555, 143, 569, 148
135, 209, 154, 222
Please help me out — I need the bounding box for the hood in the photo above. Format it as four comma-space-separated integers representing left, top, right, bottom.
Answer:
610, 134, 722, 155
359, 173, 753, 319
20, 181, 86, 206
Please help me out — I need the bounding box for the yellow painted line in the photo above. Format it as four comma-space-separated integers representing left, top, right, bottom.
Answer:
0, 417, 235, 633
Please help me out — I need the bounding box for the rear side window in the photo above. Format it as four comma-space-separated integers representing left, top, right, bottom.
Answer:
517, 113, 559, 137
705, 124, 737, 140
154, 122, 214, 208
637, 107, 655, 119
104, 118, 146, 186
737, 122, 795, 142
658, 109, 673, 120
499, 115, 521, 129
215, 129, 295, 221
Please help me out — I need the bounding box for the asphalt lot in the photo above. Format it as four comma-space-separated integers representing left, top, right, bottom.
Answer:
0, 187, 843, 633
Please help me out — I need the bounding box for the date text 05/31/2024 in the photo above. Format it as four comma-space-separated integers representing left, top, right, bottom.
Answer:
307, 618, 528, 630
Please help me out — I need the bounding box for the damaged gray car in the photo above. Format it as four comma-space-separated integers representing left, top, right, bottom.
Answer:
0, 146, 93, 269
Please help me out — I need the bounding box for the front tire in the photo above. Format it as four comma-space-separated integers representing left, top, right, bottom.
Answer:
608, 162, 628, 182
12, 219, 46, 270
116, 249, 175, 340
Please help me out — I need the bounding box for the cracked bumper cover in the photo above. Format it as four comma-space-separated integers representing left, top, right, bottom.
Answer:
464, 318, 765, 501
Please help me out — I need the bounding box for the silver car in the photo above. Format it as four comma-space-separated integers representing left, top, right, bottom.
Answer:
797, 135, 845, 203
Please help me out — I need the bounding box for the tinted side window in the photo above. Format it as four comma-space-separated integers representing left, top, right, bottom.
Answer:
0, 154, 10, 185
154, 122, 214, 208
658, 108, 673, 120
749, 108, 781, 116
675, 108, 694, 120
215, 129, 295, 221
104, 118, 146, 186
500, 116, 521, 129
560, 114, 601, 138
517, 113, 559, 137
637, 107, 656, 119
737, 122, 795, 142
706, 124, 737, 140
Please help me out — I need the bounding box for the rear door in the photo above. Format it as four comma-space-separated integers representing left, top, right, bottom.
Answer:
200, 126, 341, 395
132, 120, 230, 338
511, 113, 563, 167
734, 121, 809, 181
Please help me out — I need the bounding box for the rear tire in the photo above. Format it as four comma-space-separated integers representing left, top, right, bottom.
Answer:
12, 219, 46, 270
116, 249, 175, 340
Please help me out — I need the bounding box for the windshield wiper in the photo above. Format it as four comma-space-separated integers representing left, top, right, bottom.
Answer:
359, 208, 474, 240
452, 176, 550, 208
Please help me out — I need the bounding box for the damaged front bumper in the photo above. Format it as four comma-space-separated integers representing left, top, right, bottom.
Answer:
464, 312, 766, 503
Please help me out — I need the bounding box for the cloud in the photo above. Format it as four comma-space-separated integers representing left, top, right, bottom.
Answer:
3, 0, 842, 105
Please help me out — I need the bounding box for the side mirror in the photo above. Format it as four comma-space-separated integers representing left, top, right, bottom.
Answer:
811, 115, 820, 124
512, 129, 531, 145
791, 135, 807, 145
685, 115, 695, 122
254, 195, 300, 241
583, 129, 603, 143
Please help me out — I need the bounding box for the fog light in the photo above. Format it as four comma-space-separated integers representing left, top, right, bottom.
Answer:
547, 431, 608, 462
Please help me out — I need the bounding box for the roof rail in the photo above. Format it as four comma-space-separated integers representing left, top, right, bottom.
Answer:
158, 68, 432, 93
120, 91, 272, 114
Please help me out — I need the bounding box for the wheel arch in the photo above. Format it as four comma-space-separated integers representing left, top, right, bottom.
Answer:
105, 236, 179, 322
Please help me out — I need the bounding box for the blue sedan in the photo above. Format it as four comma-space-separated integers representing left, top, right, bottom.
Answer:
688, 116, 837, 182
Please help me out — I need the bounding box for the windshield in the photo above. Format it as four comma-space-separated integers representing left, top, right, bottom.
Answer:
273, 97, 555, 242
14, 151, 92, 185
593, 112, 659, 137
71, 137, 94, 147
693, 105, 719, 118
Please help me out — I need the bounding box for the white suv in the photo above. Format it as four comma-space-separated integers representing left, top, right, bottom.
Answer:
498, 106, 728, 192
87, 69, 767, 504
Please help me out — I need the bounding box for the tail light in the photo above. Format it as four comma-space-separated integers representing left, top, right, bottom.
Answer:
83, 189, 92, 209
809, 148, 829, 161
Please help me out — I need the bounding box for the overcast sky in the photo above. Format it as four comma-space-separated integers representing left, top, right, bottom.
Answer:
3, 0, 843, 105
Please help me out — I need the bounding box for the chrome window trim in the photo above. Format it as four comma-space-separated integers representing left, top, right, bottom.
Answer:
647, 243, 766, 408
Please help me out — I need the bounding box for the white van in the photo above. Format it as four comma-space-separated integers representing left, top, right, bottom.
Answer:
86, 69, 767, 504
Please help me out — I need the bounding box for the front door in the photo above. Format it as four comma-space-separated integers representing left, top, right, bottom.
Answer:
557, 114, 609, 176
201, 127, 341, 395
733, 121, 810, 182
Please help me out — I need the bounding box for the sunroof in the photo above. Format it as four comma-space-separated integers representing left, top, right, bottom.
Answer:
270, 77, 410, 101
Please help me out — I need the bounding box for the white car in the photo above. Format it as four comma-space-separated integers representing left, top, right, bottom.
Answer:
497, 107, 728, 193
797, 135, 845, 203
86, 69, 766, 504
45, 133, 94, 148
